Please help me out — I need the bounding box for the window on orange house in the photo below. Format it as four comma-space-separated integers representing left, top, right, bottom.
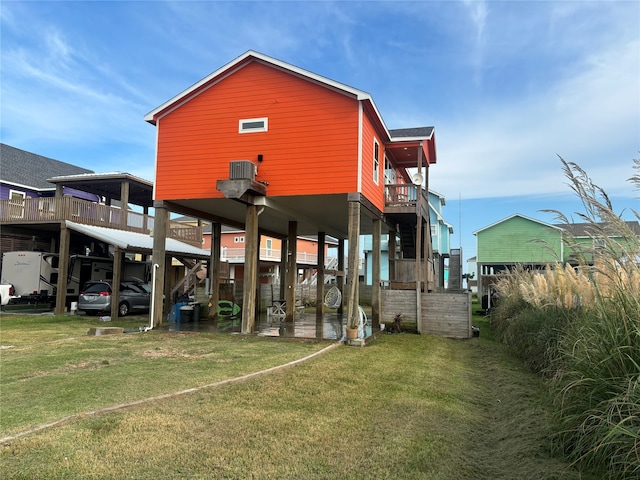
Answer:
373, 139, 380, 185
239, 117, 268, 133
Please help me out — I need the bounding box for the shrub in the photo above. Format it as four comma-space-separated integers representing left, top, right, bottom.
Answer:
492, 302, 570, 374
550, 299, 640, 479
490, 158, 640, 479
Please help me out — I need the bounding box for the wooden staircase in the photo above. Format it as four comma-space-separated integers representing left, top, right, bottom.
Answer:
171, 257, 206, 300
398, 224, 416, 259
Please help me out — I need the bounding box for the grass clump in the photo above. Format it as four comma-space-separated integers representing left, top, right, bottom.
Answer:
489, 158, 640, 479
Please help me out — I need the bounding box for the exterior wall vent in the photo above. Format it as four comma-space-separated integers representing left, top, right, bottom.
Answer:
229, 160, 257, 180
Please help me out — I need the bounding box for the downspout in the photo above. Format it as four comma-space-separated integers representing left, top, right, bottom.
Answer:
416, 141, 423, 333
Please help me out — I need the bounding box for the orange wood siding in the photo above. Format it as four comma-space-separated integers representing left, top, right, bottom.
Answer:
155, 61, 360, 200
360, 111, 386, 212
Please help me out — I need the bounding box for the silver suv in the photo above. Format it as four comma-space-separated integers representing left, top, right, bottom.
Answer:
78, 280, 151, 317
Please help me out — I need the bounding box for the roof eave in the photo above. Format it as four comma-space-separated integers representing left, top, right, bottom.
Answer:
144, 50, 374, 125
1, 180, 56, 193
48, 172, 153, 187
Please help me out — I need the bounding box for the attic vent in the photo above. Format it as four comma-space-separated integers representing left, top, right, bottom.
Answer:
239, 117, 268, 133
230, 160, 257, 180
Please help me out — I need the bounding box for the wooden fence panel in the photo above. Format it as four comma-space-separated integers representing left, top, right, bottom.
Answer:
421, 292, 471, 339
381, 290, 417, 330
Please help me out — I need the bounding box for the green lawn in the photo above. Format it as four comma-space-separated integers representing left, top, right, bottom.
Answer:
0, 311, 594, 479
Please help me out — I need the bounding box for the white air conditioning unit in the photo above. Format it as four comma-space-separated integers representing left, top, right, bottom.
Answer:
229, 160, 257, 180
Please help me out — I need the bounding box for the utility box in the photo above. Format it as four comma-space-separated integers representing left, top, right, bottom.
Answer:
229, 160, 256, 180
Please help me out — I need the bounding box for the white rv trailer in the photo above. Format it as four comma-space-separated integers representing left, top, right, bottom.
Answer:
1, 251, 150, 306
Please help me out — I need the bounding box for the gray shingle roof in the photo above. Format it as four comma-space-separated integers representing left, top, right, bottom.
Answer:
556, 221, 640, 237
0, 143, 94, 191
389, 127, 434, 139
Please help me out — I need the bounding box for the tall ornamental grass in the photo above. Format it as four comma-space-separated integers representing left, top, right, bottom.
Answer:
490, 158, 640, 479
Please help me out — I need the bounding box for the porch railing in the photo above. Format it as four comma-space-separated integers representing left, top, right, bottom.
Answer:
221, 247, 319, 265
384, 184, 420, 207
0, 197, 202, 246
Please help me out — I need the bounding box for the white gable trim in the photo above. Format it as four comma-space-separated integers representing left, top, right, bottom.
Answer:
472, 213, 563, 235
144, 50, 379, 125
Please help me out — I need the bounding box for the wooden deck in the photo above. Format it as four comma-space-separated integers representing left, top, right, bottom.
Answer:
384, 183, 420, 211
0, 197, 202, 246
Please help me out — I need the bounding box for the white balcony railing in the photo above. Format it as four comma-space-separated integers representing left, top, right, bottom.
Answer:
221, 247, 321, 265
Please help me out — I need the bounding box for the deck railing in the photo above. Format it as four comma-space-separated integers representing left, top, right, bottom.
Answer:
0, 197, 202, 246
384, 184, 429, 208
221, 247, 319, 265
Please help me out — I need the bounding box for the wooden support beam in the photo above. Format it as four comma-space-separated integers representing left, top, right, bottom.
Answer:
347, 202, 360, 329
316, 232, 325, 322
323, 269, 345, 276
416, 142, 424, 332
388, 231, 397, 282
285, 221, 297, 323
279, 238, 287, 301
162, 256, 171, 319
120, 181, 130, 229
209, 222, 222, 322
54, 225, 70, 315
241, 205, 259, 333
110, 247, 123, 319
372, 218, 381, 330
337, 239, 345, 315
424, 223, 431, 291
151, 203, 168, 327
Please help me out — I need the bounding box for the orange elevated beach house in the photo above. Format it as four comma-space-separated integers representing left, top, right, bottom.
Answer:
145, 50, 437, 333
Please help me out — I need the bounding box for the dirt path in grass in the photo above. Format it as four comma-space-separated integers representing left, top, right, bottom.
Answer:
449, 334, 595, 480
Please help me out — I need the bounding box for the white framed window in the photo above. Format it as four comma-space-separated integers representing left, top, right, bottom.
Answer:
234, 236, 245, 243
373, 139, 380, 185
239, 117, 268, 133
9, 190, 25, 218
384, 154, 395, 184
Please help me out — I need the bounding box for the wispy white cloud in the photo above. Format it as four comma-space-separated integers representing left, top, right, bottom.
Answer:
1, 0, 638, 207
1, 18, 154, 162
462, 0, 488, 85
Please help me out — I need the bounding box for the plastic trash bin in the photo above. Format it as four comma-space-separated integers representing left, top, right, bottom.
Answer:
169, 302, 187, 323
180, 305, 194, 322
192, 303, 201, 322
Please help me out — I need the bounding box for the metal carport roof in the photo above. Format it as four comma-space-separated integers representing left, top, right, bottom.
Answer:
65, 221, 210, 259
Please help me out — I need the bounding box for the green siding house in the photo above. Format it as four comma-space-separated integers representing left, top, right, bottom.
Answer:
474, 214, 565, 298
473, 213, 640, 299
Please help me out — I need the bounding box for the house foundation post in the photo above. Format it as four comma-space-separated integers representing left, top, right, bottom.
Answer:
388, 230, 397, 283
372, 218, 381, 330
347, 201, 360, 330
242, 204, 259, 333
316, 231, 325, 335
110, 247, 123, 319
279, 238, 287, 301
120, 181, 130, 229
151, 202, 168, 327
416, 200, 422, 331
415, 142, 426, 332
208, 222, 221, 322
424, 222, 432, 292
337, 239, 345, 315
285, 221, 297, 323
54, 225, 70, 315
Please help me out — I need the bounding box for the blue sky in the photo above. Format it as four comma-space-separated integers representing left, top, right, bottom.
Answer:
2, 0, 639, 265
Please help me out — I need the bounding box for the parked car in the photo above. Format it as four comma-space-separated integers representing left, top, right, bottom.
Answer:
77, 280, 152, 317
0, 283, 16, 306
